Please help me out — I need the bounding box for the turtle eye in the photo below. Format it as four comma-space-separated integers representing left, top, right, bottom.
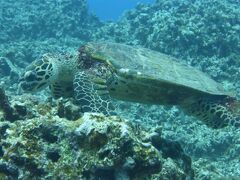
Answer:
24, 71, 37, 82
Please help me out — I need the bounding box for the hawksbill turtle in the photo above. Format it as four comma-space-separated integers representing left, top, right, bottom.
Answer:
19, 42, 240, 128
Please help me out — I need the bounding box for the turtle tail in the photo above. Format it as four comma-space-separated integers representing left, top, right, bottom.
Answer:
181, 97, 240, 129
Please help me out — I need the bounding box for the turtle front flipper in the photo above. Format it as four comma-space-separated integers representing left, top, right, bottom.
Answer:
73, 71, 116, 116
49, 81, 73, 99
182, 98, 240, 129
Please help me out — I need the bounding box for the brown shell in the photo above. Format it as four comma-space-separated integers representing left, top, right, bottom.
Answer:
83, 42, 232, 98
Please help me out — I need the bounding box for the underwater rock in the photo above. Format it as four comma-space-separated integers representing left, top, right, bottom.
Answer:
0, 112, 193, 179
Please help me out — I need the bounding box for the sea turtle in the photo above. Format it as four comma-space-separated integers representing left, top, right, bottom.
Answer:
19, 42, 240, 128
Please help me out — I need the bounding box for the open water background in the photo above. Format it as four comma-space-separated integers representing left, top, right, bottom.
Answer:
88, 0, 155, 21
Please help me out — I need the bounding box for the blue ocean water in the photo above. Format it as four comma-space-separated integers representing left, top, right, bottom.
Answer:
87, 0, 155, 21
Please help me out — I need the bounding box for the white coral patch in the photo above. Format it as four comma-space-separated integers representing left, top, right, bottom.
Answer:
75, 113, 109, 136
119, 68, 130, 74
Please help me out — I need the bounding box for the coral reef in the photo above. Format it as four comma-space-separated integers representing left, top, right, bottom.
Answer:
0, 0, 102, 72
0, 0, 101, 42
0, 98, 193, 179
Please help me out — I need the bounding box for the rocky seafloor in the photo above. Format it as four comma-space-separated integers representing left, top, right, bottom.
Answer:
0, 0, 240, 179
0, 91, 194, 179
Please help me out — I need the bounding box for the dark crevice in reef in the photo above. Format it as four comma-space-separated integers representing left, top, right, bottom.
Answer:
83, 168, 115, 180
0, 87, 19, 121
41, 128, 58, 144
0, 124, 9, 137
10, 155, 45, 177
0, 163, 19, 178
25, 162, 45, 177
0, 87, 27, 122
0, 146, 3, 157
152, 138, 194, 178
94, 169, 115, 180
47, 150, 61, 163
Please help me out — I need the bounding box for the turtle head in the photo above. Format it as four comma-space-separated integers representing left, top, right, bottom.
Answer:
19, 54, 58, 92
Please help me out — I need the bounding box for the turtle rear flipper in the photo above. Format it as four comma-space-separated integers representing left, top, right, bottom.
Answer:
182, 98, 240, 128
73, 71, 116, 116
